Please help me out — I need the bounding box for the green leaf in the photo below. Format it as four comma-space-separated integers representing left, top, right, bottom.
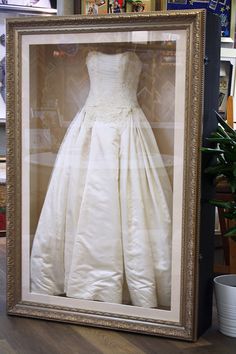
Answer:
204, 165, 227, 174
219, 147, 236, 156
218, 154, 226, 163
201, 147, 224, 153
228, 177, 236, 193
223, 212, 236, 219
209, 200, 234, 209
217, 125, 231, 139
209, 131, 225, 140
223, 151, 236, 162
206, 137, 233, 143
210, 131, 224, 137
224, 226, 236, 237
215, 111, 236, 138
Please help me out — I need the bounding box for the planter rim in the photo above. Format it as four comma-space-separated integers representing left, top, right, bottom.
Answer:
214, 274, 236, 288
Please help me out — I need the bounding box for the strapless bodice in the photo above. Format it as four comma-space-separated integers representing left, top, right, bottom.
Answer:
85, 51, 142, 108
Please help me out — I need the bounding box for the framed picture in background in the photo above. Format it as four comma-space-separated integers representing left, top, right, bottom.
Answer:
6, 11, 220, 340
78, 0, 157, 14
164, 0, 236, 42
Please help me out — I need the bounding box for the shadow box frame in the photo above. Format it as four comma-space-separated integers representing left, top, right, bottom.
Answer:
6, 10, 219, 341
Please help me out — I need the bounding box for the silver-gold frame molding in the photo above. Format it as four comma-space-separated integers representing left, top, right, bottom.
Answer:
6, 10, 206, 341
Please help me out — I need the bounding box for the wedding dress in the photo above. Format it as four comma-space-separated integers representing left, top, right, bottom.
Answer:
31, 51, 173, 308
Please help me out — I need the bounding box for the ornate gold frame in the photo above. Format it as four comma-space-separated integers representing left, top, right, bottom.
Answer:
6, 11, 206, 340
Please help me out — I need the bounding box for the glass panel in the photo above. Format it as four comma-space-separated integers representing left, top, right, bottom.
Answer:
21, 30, 186, 322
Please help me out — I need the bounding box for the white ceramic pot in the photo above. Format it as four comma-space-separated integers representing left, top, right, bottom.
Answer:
214, 274, 236, 337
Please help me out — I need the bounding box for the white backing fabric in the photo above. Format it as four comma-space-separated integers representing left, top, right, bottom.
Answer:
31, 51, 173, 308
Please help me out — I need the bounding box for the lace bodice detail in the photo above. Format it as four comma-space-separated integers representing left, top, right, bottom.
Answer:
85, 51, 142, 109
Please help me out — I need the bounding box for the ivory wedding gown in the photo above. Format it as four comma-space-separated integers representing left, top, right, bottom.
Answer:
31, 51, 173, 308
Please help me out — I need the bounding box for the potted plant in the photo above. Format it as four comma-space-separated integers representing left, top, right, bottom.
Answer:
202, 111, 236, 337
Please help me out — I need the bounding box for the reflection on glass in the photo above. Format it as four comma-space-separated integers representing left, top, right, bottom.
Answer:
29, 43, 176, 309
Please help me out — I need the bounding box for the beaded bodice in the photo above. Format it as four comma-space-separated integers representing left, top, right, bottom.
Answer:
85, 51, 142, 109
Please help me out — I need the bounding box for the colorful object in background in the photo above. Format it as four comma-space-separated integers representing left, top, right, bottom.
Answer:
0, 0, 52, 7
82, 0, 108, 15
0, 207, 6, 232
0, 34, 5, 104
108, 0, 126, 13
0, 160, 6, 233
167, 0, 232, 37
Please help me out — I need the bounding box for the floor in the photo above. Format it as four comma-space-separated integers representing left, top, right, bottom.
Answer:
0, 237, 236, 354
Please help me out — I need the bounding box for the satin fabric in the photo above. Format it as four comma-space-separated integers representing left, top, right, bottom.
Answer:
31, 51, 172, 308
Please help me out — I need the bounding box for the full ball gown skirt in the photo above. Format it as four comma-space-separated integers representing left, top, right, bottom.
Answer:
31, 51, 173, 308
